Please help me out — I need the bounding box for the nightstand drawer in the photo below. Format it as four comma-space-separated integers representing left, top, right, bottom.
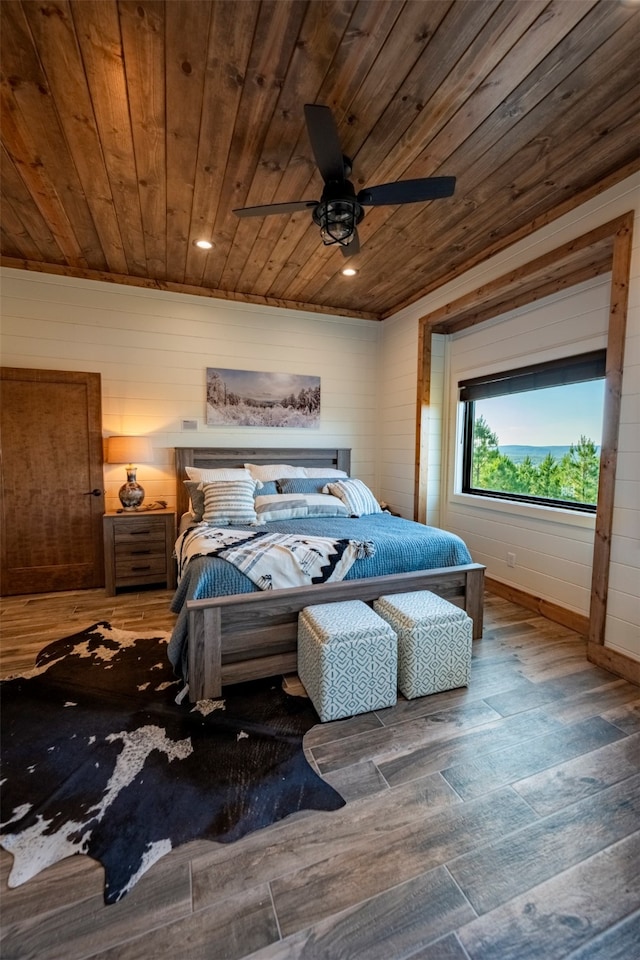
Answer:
114, 541, 165, 560
114, 555, 169, 582
113, 517, 167, 544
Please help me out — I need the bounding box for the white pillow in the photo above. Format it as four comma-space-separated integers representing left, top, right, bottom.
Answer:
201, 479, 261, 525
186, 466, 253, 482
323, 479, 382, 517
244, 463, 307, 482
303, 467, 348, 478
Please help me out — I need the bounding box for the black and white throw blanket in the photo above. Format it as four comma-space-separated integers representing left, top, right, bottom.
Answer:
176, 524, 375, 590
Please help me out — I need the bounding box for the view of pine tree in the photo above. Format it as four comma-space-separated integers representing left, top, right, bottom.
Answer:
471, 416, 499, 485
534, 452, 563, 499
560, 435, 600, 503
471, 417, 600, 505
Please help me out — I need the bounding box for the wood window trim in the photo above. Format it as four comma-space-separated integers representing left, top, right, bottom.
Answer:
415, 211, 634, 649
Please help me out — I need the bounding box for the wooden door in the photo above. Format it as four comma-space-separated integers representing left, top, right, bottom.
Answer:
1, 368, 105, 594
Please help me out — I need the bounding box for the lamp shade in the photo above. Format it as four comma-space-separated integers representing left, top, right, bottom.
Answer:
106, 436, 153, 509
106, 436, 153, 465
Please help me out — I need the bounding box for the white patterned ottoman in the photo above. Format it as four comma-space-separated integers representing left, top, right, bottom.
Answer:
297, 600, 398, 722
374, 591, 472, 699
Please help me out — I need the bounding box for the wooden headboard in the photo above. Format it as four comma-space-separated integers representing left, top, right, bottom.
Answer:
175, 447, 351, 518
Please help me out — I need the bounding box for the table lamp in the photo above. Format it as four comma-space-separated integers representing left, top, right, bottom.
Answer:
106, 436, 154, 510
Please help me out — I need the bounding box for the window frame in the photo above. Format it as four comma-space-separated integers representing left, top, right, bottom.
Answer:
458, 350, 606, 514
414, 211, 633, 654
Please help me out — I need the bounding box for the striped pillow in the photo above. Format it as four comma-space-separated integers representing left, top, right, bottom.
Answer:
255, 493, 349, 522
201, 479, 261, 525
254, 494, 309, 522
323, 479, 382, 517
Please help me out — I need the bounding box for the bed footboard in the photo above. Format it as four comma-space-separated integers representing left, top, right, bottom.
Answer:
186, 563, 484, 701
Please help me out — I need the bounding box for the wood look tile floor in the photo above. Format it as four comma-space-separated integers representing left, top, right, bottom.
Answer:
1, 588, 639, 960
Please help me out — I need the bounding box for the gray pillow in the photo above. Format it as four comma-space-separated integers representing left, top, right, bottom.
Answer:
184, 480, 205, 521
277, 477, 348, 495
258, 480, 279, 496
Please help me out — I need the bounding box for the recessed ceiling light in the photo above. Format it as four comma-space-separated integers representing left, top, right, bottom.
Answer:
341, 267, 357, 276
194, 239, 213, 250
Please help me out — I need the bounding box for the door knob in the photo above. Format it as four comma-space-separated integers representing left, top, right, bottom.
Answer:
84, 488, 103, 497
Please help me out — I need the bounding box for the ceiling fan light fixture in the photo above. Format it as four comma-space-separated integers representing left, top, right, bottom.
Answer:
313, 198, 363, 246
321, 222, 352, 245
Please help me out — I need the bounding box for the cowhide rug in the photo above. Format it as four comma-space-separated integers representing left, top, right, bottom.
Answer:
0, 621, 344, 904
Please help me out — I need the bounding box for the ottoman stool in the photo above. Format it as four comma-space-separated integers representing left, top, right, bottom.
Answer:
374, 591, 472, 699
297, 600, 397, 722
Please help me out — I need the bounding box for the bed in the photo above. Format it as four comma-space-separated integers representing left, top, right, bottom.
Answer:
169, 447, 485, 701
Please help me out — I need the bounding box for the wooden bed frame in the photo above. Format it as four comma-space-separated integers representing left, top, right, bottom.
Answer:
175, 447, 485, 701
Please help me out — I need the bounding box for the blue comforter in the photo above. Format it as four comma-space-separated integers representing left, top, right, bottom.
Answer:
167, 513, 472, 678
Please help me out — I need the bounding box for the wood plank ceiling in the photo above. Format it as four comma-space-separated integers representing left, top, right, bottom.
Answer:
1, 0, 639, 321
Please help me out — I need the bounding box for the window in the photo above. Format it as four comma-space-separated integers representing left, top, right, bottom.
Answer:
459, 351, 606, 512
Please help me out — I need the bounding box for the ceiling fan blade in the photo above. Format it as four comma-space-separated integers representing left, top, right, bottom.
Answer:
358, 176, 456, 206
304, 104, 345, 182
340, 228, 360, 258
233, 200, 317, 218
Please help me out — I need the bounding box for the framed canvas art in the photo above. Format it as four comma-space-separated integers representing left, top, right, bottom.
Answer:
206, 368, 320, 428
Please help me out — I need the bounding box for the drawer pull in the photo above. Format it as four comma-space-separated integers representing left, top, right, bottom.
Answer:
130, 529, 152, 536
130, 549, 152, 555
131, 565, 152, 572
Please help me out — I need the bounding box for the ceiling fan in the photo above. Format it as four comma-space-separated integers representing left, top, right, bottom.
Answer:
233, 104, 456, 258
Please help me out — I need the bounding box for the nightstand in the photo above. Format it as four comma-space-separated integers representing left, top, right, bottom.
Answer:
103, 510, 176, 596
